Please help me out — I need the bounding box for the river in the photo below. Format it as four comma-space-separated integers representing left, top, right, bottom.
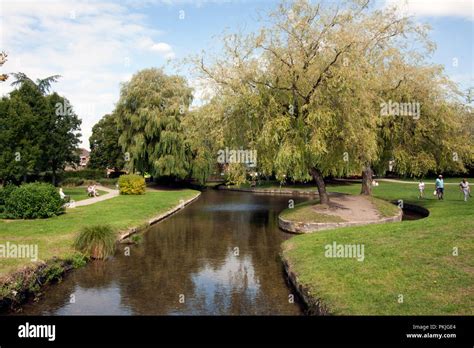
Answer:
16, 190, 310, 315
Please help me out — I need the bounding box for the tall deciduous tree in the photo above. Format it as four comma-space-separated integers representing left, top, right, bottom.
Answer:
0, 76, 81, 184
115, 68, 193, 179
42, 93, 82, 185
197, 0, 423, 203
182, 98, 225, 184
89, 113, 125, 171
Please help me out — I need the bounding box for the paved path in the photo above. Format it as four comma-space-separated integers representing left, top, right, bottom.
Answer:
70, 186, 119, 207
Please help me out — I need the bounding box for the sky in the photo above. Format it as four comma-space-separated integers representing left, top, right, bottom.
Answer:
0, 0, 473, 149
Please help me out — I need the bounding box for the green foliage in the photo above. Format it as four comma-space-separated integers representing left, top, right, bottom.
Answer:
0, 184, 17, 205
97, 178, 118, 187
115, 68, 192, 179
73, 225, 117, 260
66, 253, 89, 269
60, 177, 85, 186
118, 174, 146, 195
130, 234, 142, 244
89, 113, 125, 170
0, 79, 82, 184
4, 182, 64, 219
60, 169, 106, 180
183, 100, 224, 184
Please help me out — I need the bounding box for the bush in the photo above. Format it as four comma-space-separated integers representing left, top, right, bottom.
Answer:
73, 225, 117, 260
4, 182, 64, 219
0, 184, 17, 205
118, 174, 146, 195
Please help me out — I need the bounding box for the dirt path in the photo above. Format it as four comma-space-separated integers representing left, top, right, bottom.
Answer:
313, 194, 381, 221
71, 186, 119, 207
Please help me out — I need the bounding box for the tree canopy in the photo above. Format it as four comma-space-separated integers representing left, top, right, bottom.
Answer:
115, 68, 193, 179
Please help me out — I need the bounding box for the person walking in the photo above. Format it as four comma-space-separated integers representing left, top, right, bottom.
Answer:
418, 179, 425, 199
459, 178, 471, 202
435, 175, 444, 200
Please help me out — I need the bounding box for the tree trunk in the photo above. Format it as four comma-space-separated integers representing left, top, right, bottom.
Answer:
310, 167, 330, 204
361, 164, 373, 195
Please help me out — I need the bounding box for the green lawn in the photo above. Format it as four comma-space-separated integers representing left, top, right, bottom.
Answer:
282, 181, 473, 315
63, 187, 107, 202
0, 189, 199, 278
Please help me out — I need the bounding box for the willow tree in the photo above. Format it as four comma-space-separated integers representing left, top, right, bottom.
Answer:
115, 68, 193, 179
182, 97, 225, 184
373, 59, 473, 180
197, 0, 425, 204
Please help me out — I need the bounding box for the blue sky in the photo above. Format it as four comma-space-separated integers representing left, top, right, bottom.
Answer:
0, 0, 472, 148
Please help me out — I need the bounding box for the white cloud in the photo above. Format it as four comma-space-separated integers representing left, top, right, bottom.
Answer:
0, 0, 176, 148
150, 42, 175, 59
384, 0, 474, 21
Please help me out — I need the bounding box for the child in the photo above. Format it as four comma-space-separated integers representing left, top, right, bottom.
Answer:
418, 180, 425, 199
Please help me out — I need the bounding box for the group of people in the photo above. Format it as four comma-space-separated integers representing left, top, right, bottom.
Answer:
87, 184, 100, 197
418, 175, 471, 201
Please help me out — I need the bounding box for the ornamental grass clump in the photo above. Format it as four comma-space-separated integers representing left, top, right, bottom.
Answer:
73, 225, 117, 260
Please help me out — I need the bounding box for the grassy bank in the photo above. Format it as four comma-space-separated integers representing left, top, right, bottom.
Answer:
0, 189, 199, 278
282, 181, 473, 315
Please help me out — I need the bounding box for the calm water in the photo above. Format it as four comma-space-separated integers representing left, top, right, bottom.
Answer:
17, 190, 310, 315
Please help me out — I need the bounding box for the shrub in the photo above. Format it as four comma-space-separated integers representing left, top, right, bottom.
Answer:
118, 174, 146, 195
4, 183, 64, 219
73, 225, 117, 260
0, 184, 17, 205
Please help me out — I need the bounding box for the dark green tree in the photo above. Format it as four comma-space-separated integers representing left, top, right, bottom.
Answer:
89, 113, 125, 171
0, 85, 43, 183
0, 77, 81, 185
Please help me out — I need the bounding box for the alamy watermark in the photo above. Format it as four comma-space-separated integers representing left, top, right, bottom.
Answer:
324, 241, 365, 262
0, 242, 38, 262
380, 100, 420, 120
217, 147, 257, 167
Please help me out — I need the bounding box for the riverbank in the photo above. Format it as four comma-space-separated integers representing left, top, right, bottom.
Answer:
281, 181, 473, 315
0, 189, 200, 312
218, 183, 318, 195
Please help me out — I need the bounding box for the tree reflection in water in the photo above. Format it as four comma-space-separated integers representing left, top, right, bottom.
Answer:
17, 191, 308, 315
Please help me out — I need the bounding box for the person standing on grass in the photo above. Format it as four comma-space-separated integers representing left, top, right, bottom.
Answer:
418, 179, 425, 199
435, 175, 444, 200
459, 179, 471, 202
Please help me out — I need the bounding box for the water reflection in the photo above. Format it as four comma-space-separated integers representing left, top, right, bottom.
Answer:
16, 190, 309, 315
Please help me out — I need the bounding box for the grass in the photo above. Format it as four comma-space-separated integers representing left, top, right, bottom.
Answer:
0, 189, 199, 278
379, 177, 473, 184
366, 196, 400, 217
63, 187, 107, 202
282, 181, 473, 315
280, 200, 345, 223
